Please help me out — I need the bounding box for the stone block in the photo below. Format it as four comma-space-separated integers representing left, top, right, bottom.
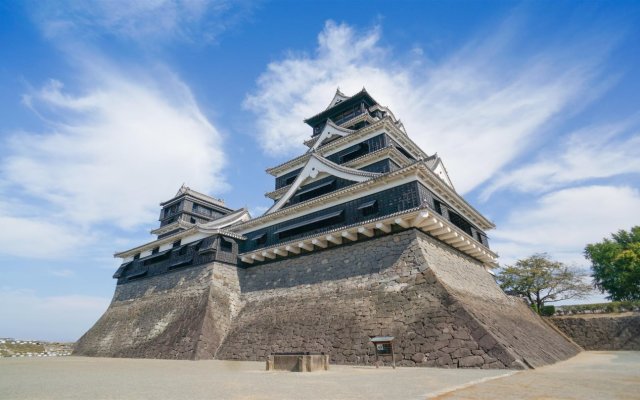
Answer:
458, 355, 484, 368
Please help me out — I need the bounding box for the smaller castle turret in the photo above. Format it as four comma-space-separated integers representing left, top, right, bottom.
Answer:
151, 184, 234, 239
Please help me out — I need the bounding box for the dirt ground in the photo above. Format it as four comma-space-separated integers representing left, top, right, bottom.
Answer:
0, 351, 637, 400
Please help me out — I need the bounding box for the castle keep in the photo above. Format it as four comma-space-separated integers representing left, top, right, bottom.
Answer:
75, 89, 580, 368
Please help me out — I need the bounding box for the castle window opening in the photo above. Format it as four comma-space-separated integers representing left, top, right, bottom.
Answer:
254, 233, 267, 245
340, 143, 369, 163
220, 238, 233, 252
296, 179, 336, 202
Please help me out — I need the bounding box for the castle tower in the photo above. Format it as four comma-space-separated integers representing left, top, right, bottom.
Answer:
235, 87, 493, 266
75, 89, 580, 368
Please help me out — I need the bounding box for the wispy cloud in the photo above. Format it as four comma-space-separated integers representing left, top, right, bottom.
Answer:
0, 288, 110, 341
481, 118, 640, 200
491, 185, 640, 266
49, 269, 75, 278
31, 0, 257, 44
246, 20, 612, 194
0, 60, 228, 260
0, 214, 88, 259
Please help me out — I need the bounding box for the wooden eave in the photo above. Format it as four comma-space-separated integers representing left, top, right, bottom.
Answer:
304, 88, 377, 126
235, 160, 494, 234
264, 146, 413, 201
116, 209, 250, 259
150, 220, 193, 235
114, 227, 247, 259
267, 117, 425, 177
160, 192, 232, 212
239, 207, 497, 268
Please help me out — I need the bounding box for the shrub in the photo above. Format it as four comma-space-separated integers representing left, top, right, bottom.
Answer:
540, 305, 555, 316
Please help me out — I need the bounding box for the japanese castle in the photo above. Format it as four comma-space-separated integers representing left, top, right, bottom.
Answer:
113, 88, 496, 282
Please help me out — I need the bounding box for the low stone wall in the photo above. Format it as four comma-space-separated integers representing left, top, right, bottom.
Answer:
551, 313, 640, 350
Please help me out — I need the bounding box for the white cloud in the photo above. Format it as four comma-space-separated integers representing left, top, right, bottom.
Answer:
33, 0, 255, 44
49, 269, 75, 277
2, 67, 227, 231
0, 288, 110, 341
492, 185, 640, 266
481, 119, 640, 199
0, 215, 87, 259
246, 20, 609, 194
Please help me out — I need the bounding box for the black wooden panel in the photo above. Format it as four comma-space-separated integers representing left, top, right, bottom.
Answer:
241, 181, 425, 253
275, 168, 303, 190
326, 134, 388, 165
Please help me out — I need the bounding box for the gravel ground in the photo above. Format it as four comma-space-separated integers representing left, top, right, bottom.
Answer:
432, 351, 640, 400
0, 352, 637, 400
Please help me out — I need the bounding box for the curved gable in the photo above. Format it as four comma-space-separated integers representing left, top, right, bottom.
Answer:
266, 154, 380, 214
308, 119, 355, 152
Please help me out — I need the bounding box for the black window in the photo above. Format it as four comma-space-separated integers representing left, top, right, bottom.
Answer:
254, 233, 267, 245
220, 238, 233, 252
433, 200, 443, 215
340, 142, 369, 163
448, 210, 473, 236
151, 247, 159, 255
172, 240, 181, 248
133, 253, 140, 260
358, 200, 378, 216
284, 175, 298, 186
190, 217, 196, 223
296, 179, 336, 202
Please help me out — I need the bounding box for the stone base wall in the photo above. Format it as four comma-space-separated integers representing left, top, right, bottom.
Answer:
76, 229, 580, 368
551, 313, 640, 350
74, 262, 241, 360
216, 229, 580, 368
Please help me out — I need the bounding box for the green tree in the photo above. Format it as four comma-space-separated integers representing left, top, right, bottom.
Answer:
585, 226, 640, 301
497, 253, 593, 314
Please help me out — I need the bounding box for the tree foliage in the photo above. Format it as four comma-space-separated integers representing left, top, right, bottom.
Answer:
585, 226, 640, 301
497, 253, 593, 314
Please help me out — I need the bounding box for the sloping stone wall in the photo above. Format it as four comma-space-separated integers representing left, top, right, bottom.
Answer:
216, 229, 580, 368
74, 262, 241, 360
76, 229, 580, 368
418, 236, 581, 368
551, 313, 640, 350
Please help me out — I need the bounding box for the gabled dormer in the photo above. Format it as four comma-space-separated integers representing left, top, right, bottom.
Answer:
305, 119, 355, 151
425, 155, 455, 190
326, 88, 349, 109
266, 154, 380, 214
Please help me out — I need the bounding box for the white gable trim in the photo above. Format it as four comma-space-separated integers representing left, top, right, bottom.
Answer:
308, 119, 354, 152
199, 208, 251, 230
266, 154, 379, 215
431, 158, 455, 190
326, 88, 349, 109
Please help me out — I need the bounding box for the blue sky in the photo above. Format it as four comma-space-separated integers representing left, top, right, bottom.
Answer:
1, 1, 639, 341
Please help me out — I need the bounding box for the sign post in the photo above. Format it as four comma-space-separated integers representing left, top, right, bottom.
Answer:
369, 336, 395, 369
